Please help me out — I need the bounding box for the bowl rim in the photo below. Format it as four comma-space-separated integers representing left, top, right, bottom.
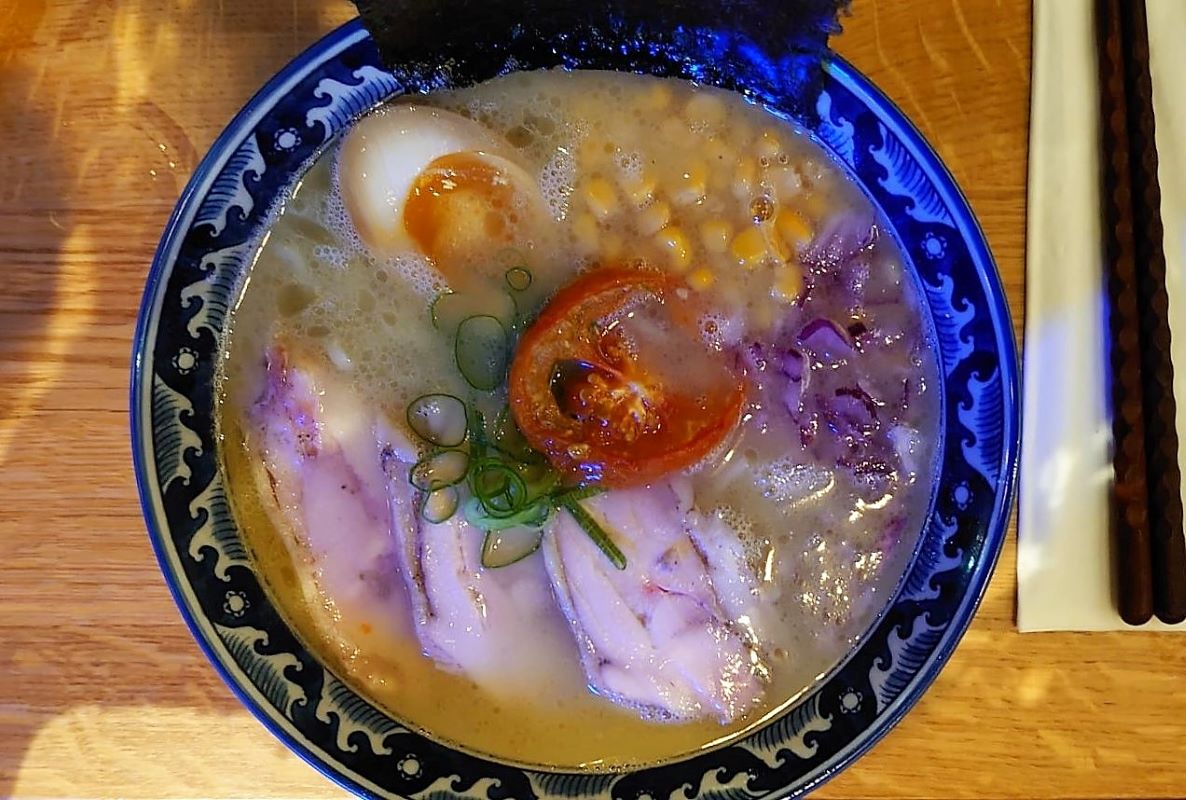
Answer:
130, 17, 1021, 799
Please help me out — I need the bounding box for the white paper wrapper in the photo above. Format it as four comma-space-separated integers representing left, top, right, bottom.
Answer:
1019, 0, 1186, 631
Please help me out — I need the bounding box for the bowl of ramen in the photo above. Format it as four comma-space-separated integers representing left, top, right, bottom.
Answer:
132, 13, 1019, 800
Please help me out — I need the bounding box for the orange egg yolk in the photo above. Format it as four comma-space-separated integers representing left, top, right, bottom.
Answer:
403, 152, 524, 282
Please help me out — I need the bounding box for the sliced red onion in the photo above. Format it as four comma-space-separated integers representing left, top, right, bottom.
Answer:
835, 385, 880, 420
827, 394, 878, 438
746, 341, 767, 372
799, 412, 819, 447
798, 317, 854, 363
778, 347, 806, 381
782, 378, 804, 419
774, 347, 811, 422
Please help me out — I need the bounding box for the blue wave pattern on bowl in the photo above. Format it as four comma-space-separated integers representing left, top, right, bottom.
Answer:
132, 20, 1018, 800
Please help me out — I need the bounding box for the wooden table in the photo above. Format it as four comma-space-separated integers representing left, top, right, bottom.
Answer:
2, 1, 1181, 798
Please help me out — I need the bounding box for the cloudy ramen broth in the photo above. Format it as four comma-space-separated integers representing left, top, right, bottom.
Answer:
218, 70, 941, 769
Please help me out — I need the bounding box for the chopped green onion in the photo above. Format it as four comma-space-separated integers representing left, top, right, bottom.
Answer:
518, 464, 559, 497
559, 496, 627, 570
406, 394, 468, 447
463, 496, 552, 531
403, 390, 625, 569
420, 485, 460, 524
552, 484, 607, 504
409, 448, 469, 492
469, 458, 528, 515
505, 266, 533, 292
480, 526, 544, 568
455, 315, 509, 391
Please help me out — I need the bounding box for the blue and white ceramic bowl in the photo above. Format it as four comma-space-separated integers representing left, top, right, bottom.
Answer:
132, 18, 1019, 800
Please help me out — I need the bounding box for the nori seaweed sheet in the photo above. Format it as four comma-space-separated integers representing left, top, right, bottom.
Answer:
352, 0, 849, 118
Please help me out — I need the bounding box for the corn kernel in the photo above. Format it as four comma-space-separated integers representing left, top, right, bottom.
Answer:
656, 226, 693, 271
621, 171, 657, 207
673, 162, 708, 206
730, 226, 767, 268
688, 267, 716, 291
583, 176, 618, 221
733, 157, 758, 199
772, 164, 803, 196
684, 92, 726, 126
776, 209, 813, 251
771, 264, 804, 303
769, 228, 792, 264
699, 220, 731, 254
757, 128, 782, 160
637, 198, 672, 235
571, 212, 599, 253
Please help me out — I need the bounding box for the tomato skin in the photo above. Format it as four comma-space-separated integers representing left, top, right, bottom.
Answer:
508, 268, 745, 487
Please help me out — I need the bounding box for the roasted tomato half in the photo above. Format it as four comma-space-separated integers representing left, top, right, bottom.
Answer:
508, 268, 745, 487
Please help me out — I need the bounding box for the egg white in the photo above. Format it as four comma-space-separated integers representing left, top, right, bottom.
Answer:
337, 104, 546, 259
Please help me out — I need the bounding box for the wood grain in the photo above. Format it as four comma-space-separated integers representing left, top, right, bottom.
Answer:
0, 1, 1175, 798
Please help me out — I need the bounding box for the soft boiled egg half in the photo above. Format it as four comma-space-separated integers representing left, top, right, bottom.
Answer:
337, 104, 551, 284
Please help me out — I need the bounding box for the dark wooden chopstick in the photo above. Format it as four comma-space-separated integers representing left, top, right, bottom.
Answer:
1096, 0, 1186, 625
1118, 0, 1186, 625
1096, 0, 1154, 625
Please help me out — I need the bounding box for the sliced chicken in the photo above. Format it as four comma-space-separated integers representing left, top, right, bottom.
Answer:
383, 463, 516, 668
543, 481, 768, 723
246, 345, 418, 660
249, 344, 577, 702
685, 507, 772, 650
382, 434, 581, 699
